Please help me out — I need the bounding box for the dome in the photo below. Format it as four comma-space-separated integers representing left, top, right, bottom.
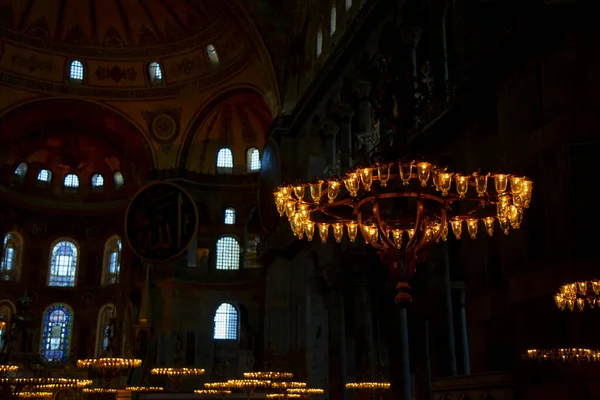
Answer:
0, 0, 229, 54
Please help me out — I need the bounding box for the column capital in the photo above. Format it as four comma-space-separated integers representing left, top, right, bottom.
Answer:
353, 80, 372, 99
321, 119, 340, 139
400, 24, 422, 47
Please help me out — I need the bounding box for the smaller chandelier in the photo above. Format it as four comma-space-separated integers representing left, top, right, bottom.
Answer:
287, 388, 324, 395
151, 367, 205, 378
524, 348, 600, 362
195, 389, 233, 396
204, 382, 231, 389
227, 379, 271, 389
554, 280, 600, 311
345, 382, 391, 391
77, 358, 142, 370
243, 372, 294, 380
270, 382, 307, 389
82, 388, 118, 394
126, 386, 164, 392
267, 395, 301, 398
0, 364, 18, 374
16, 392, 53, 399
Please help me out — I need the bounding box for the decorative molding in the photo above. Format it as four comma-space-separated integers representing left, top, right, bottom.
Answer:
11, 53, 54, 74
95, 65, 138, 82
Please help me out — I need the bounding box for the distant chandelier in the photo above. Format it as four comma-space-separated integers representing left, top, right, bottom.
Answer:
554, 280, 600, 311
274, 159, 533, 304
524, 348, 600, 362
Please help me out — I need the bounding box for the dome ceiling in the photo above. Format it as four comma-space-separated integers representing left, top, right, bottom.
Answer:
0, 0, 225, 51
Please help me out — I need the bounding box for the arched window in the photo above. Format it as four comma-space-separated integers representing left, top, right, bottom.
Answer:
246, 148, 261, 172
48, 240, 79, 287
0, 301, 15, 352
216, 148, 233, 170
114, 172, 124, 189
216, 236, 240, 270
1, 232, 23, 281
213, 303, 238, 340
207, 44, 220, 65
69, 60, 84, 81
14, 162, 27, 182
148, 61, 163, 83
37, 169, 52, 186
330, 6, 337, 36
40, 303, 73, 363
224, 208, 236, 225
346, 0, 352, 10
91, 174, 104, 193
95, 304, 116, 357
63, 174, 79, 193
102, 236, 122, 285
316, 26, 323, 57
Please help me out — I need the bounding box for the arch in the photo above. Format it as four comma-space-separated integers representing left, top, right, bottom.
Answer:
213, 303, 238, 340
48, 239, 79, 287
69, 60, 84, 81
217, 148, 234, 170
246, 147, 261, 172
40, 303, 73, 363
0, 300, 16, 352
37, 169, 52, 186
224, 207, 236, 225
207, 44, 220, 65
0, 99, 156, 173
101, 235, 122, 285
14, 162, 28, 182
1, 231, 24, 281
63, 174, 80, 192
216, 236, 240, 270
95, 303, 116, 357
178, 87, 271, 169
148, 61, 163, 83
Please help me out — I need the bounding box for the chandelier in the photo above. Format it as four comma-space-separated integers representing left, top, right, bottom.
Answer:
524, 348, 600, 362
554, 280, 600, 311
273, 159, 533, 303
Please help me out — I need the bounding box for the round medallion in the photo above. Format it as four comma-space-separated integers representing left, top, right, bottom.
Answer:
258, 140, 282, 233
125, 181, 198, 263
150, 113, 178, 143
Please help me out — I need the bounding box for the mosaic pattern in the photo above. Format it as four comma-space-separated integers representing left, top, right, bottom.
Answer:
40, 304, 73, 363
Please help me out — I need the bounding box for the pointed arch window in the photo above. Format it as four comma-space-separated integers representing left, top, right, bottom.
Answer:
216, 236, 240, 270
246, 148, 261, 172
69, 60, 84, 81
48, 240, 79, 287
14, 163, 27, 183
207, 44, 220, 65
316, 26, 323, 58
0, 301, 15, 352
114, 172, 124, 189
216, 148, 233, 170
102, 236, 122, 285
148, 61, 163, 83
64, 174, 79, 193
213, 303, 238, 340
1, 232, 23, 281
95, 304, 116, 357
40, 303, 73, 363
330, 6, 337, 36
224, 208, 236, 225
37, 169, 52, 187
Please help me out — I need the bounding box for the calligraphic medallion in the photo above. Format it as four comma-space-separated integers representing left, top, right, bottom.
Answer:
125, 182, 198, 263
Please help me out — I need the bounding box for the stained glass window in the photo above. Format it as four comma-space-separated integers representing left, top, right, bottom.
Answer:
102, 236, 121, 285
224, 208, 236, 225
216, 236, 240, 270
96, 304, 116, 357
216, 148, 233, 169
213, 303, 238, 340
69, 60, 84, 81
40, 303, 73, 363
246, 148, 261, 171
48, 240, 78, 287
1, 232, 23, 281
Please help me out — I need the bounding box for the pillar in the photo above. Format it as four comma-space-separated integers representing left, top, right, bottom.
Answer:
398, 307, 411, 400
400, 24, 422, 80
306, 271, 329, 396
321, 120, 340, 175
442, 244, 458, 376
423, 320, 432, 400
354, 81, 374, 156
336, 101, 355, 172
328, 288, 348, 400
353, 269, 376, 380
458, 289, 471, 375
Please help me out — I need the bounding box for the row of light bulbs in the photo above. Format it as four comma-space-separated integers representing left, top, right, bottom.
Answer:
554, 280, 600, 311
274, 162, 533, 208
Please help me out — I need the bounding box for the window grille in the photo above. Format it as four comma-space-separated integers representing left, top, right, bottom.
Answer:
216, 236, 240, 270
213, 303, 238, 340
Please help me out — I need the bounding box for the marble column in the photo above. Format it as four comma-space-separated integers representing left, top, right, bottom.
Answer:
423, 320, 432, 400
353, 81, 374, 156
321, 120, 340, 175
458, 289, 471, 375
336, 101, 355, 172
442, 244, 458, 376
398, 307, 411, 400
353, 269, 376, 380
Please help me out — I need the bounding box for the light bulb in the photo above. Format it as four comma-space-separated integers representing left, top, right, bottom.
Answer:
318, 223, 329, 243
451, 219, 463, 239
346, 222, 358, 242
360, 168, 373, 191
455, 175, 469, 198
377, 162, 392, 187
416, 162, 431, 187
328, 181, 340, 203
310, 181, 323, 203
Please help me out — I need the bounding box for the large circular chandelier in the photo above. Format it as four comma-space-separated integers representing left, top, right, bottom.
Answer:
554, 280, 600, 311
274, 159, 533, 303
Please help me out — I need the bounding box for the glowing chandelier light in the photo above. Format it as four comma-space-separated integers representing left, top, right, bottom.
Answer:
77, 358, 142, 371
554, 280, 600, 311
524, 348, 600, 362
243, 372, 294, 380
150, 367, 205, 378
274, 160, 533, 303
0, 364, 18, 374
